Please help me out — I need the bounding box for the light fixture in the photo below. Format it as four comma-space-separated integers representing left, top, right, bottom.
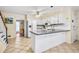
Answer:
50, 6, 53, 8
35, 11, 40, 18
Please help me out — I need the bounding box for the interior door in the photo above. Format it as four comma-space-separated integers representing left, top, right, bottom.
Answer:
20, 20, 24, 36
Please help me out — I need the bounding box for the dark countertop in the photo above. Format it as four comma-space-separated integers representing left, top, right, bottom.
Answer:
30, 29, 70, 35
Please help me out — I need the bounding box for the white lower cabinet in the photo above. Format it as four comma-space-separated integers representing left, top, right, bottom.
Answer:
32, 32, 66, 53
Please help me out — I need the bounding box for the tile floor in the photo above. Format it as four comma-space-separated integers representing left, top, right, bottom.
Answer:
4, 34, 79, 53
44, 41, 79, 53
4, 34, 32, 53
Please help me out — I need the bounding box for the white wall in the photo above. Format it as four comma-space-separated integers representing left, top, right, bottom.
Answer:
76, 11, 79, 40
27, 15, 36, 37
2, 11, 25, 38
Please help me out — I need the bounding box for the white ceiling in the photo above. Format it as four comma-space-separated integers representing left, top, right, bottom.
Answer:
0, 6, 50, 15
71, 6, 79, 11
0, 6, 79, 15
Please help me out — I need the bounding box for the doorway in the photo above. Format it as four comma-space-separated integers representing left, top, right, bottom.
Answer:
16, 20, 24, 37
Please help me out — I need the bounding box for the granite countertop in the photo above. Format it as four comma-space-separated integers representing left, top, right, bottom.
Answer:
30, 29, 70, 35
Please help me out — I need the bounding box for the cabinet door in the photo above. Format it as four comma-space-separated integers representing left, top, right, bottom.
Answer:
35, 33, 65, 52
50, 16, 58, 24
59, 15, 65, 23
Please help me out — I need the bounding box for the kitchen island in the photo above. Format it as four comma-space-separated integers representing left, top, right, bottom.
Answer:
31, 29, 70, 53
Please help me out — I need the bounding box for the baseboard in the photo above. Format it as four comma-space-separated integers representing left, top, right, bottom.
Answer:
8, 37, 16, 40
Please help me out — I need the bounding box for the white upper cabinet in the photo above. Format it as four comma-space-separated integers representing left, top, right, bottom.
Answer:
50, 17, 58, 24
49, 14, 65, 24
58, 14, 65, 24
36, 13, 67, 26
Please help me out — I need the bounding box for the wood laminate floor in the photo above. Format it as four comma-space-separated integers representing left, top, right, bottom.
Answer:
4, 34, 79, 53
